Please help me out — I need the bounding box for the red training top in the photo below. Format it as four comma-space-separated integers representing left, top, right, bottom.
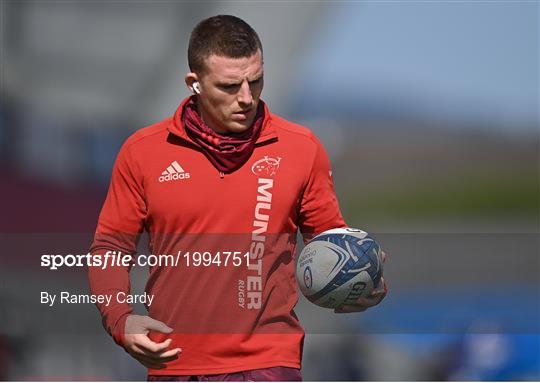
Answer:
88, 97, 347, 375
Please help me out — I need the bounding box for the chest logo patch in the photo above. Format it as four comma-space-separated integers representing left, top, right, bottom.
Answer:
159, 160, 191, 182
251, 156, 282, 177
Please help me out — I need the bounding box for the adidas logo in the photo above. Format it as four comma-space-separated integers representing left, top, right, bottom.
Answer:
158, 161, 191, 183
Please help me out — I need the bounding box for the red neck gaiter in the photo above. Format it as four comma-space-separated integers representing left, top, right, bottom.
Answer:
182, 96, 265, 173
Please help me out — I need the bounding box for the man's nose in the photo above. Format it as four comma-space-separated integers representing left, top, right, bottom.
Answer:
237, 81, 253, 107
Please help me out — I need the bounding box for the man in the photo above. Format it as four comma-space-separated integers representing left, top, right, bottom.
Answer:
88, 15, 386, 381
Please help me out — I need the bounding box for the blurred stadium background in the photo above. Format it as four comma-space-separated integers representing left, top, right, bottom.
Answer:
0, 1, 538, 380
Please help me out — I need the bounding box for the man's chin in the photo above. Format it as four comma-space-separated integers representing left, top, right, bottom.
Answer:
225, 120, 254, 134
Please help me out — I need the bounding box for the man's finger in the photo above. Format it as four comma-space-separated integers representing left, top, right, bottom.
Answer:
335, 305, 367, 313
132, 343, 182, 359
361, 285, 387, 303
357, 291, 386, 307
131, 345, 181, 364
334, 279, 388, 314
381, 250, 387, 263
137, 344, 182, 360
128, 348, 165, 366
157, 347, 182, 359
370, 277, 387, 296
135, 336, 173, 354
370, 287, 385, 297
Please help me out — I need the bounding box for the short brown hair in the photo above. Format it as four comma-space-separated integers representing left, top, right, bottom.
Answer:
188, 15, 263, 74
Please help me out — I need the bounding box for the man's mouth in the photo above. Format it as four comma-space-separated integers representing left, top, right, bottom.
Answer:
232, 110, 252, 121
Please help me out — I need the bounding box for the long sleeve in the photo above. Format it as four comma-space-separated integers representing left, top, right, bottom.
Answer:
298, 134, 347, 243
88, 140, 147, 346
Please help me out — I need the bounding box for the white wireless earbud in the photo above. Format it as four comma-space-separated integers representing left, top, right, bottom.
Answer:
193, 82, 201, 94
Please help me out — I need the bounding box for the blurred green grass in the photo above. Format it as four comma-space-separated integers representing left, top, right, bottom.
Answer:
343, 171, 539, 222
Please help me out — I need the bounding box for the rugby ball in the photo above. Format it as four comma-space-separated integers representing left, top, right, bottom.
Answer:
296, 228, 383, 309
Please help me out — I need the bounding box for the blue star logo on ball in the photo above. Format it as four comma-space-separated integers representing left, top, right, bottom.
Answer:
303, 266, 313, 289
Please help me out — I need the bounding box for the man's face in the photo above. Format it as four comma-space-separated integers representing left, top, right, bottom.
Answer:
189, 50, 264, 134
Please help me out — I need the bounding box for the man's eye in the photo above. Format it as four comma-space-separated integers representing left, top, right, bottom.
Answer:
222, 84, 240, 90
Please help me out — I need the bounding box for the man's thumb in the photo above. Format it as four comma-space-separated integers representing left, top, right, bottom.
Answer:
144, 317, 173, 333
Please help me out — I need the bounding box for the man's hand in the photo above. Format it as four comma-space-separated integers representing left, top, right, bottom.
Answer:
123, 314, 181, 369
334, 250, 388, 314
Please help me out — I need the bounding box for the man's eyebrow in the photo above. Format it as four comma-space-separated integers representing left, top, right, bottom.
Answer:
249, 73, 264, 82
217, 81, 242, 87
217, 73, 264, 87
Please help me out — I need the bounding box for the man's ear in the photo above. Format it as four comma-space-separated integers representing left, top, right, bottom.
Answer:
185, 73, 199, 94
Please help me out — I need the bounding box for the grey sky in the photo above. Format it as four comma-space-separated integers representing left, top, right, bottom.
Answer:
293, 2, 538, 127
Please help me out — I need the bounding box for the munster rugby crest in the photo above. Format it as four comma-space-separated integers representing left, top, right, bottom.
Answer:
251, 156, 282, 177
